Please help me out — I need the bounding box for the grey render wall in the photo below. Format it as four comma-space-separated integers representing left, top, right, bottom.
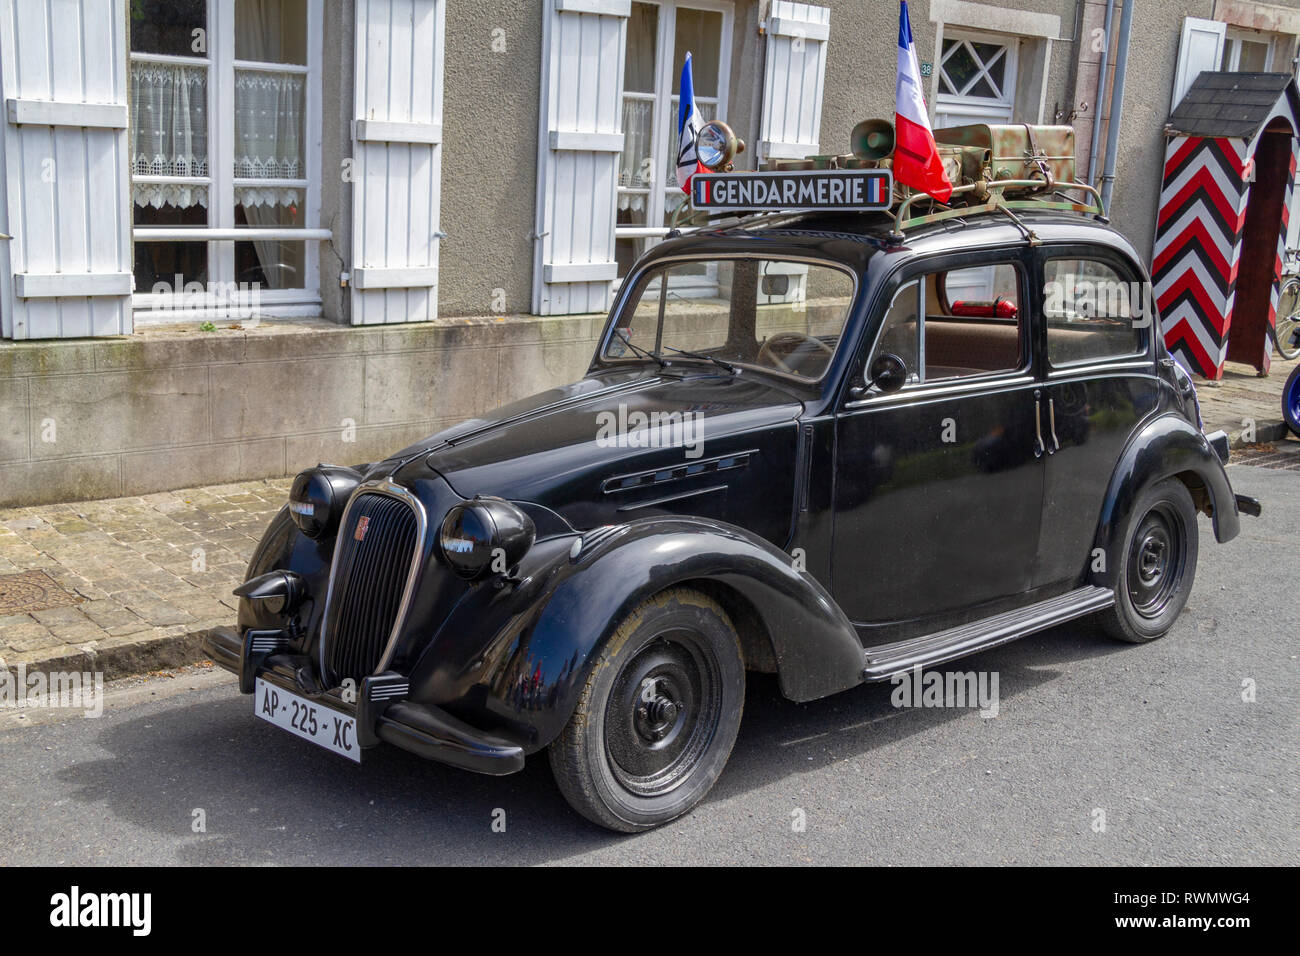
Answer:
438, 3, 545, 319
1105, 0, 1216, 260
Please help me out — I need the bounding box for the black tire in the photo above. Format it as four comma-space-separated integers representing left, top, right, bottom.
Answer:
1284, 364, 1300, 439
1098, 479, 1199, 643
549, 588, 745, 832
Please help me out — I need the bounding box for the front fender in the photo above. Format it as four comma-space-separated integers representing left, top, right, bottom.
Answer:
410, 517, 865, 753
1094, 414, 1240, 585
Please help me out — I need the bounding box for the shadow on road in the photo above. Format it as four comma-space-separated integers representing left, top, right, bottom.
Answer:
51, 618, 1129, 864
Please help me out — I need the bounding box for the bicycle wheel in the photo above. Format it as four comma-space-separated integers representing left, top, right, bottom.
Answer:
1273, 278, 1300, 360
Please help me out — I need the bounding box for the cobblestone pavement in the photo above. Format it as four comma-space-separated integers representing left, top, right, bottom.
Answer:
1196, 353, 1299, 443
0, 479, 289, 678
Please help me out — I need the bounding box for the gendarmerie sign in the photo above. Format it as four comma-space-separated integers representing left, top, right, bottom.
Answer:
691, 169, 894, 212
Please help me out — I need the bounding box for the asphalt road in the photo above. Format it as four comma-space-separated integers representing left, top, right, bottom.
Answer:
1, 463, 1296, 866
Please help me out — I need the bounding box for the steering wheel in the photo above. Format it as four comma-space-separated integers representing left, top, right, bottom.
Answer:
758, 332, 833, 374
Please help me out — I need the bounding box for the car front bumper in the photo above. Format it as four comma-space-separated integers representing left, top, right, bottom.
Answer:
202, 626, 525, 776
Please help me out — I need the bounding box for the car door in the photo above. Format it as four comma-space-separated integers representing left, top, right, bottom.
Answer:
1031, 247, 1162, 589
832, 251, 1045, 638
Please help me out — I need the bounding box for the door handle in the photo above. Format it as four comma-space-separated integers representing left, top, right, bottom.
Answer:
1033, 390, 1045, 458
1047, 397, 1060, 453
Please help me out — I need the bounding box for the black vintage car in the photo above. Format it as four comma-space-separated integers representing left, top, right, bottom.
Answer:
204, 173, 1259, 832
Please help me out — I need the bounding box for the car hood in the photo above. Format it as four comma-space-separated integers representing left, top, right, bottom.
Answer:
385, 366, 805, 539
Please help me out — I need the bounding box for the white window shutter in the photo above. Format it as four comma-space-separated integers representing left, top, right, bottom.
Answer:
759, 1, 831, 163
531, 0, 629, 316
351, 0, 446, 324
0, 0, 132, 339
1172, 17, 1226, 113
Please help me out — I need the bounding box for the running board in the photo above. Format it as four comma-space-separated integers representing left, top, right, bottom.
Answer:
860, 586, 1115, 682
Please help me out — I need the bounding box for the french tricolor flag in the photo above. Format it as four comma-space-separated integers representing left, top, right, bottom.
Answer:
676, 53, 708, 192
895, 2, 953, 202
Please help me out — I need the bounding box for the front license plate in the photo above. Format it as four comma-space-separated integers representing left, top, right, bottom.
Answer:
255, 678, 361, 763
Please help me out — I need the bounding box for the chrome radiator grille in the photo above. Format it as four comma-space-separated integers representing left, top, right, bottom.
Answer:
324, 492, 420, 684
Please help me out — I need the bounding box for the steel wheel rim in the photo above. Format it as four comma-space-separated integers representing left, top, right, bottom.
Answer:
604, 629, 723, 797
1126, 503, 1187, 619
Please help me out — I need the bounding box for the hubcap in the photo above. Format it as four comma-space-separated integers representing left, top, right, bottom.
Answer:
1126, 504, 1185, 619
605, 629, 722, 797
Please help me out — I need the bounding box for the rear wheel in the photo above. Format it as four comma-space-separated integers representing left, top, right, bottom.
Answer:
549, 588, 745, 832
1284, 364, 1300, 439
1098, 479, 1199, 643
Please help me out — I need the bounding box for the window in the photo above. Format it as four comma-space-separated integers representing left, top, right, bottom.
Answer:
1222, 28, 1278, 72
607, 258, 854, 381
871, 262, 1026, 385
1043, 259, 1146, 366
616, 1, 732, 279
935, 31, 1017, 127
130, 0, 322, 322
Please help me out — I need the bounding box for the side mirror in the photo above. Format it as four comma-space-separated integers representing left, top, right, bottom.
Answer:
868, 353, 909, 394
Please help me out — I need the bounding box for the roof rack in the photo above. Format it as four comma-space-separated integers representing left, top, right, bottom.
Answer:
889, 179, 1108, 243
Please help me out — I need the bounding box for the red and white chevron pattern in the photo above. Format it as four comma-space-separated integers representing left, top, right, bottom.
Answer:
1154, 136, 1250, 379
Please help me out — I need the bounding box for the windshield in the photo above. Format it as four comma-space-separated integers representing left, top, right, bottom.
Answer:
604, 258, 857, 381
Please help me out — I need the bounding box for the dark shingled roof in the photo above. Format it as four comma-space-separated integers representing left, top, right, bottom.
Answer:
1168, 72, 1299, 138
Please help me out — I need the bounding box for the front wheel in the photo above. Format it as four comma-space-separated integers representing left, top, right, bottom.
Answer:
1098, 479, 1199, 643
548, 588, 745, 832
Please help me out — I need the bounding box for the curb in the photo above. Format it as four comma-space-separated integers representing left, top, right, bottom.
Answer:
4, 628, 215, 683
1231, 420, 1291, 448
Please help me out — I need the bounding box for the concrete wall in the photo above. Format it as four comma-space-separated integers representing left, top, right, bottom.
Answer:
0, 318, 601, 508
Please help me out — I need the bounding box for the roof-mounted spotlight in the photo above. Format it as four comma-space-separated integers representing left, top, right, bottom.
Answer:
697, 121, 745, 171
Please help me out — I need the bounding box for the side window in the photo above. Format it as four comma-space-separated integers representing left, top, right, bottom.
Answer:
876, 281, 921, 379
925, 263, 1024, 379
869, 262, 1026, 389
1043, 258, 1147, 365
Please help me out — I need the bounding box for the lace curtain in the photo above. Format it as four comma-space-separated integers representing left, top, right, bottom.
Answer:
234, 69, 304, 208
130, 61, 209, 208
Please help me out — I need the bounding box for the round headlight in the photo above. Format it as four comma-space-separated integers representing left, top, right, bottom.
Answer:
288, 465, 361, 539
439, 498, 536, 580
697, 120, 745, 171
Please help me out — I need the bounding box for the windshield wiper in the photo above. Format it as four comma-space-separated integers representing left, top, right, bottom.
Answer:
660, 344, 737, 374
614, 329, 667, 368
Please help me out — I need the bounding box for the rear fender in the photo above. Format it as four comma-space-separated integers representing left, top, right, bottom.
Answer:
1093, 414, 1240, 586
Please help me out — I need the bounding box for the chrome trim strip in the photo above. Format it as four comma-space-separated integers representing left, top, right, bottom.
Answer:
317, 478, 429, 685
844, 373, 1036, 410
601, 448, 758, 494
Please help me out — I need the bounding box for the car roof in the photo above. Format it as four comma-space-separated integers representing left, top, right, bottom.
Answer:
644, 208, 1147, 277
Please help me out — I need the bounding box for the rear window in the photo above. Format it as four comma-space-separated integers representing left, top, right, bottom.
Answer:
1043, 258, 1147, 365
